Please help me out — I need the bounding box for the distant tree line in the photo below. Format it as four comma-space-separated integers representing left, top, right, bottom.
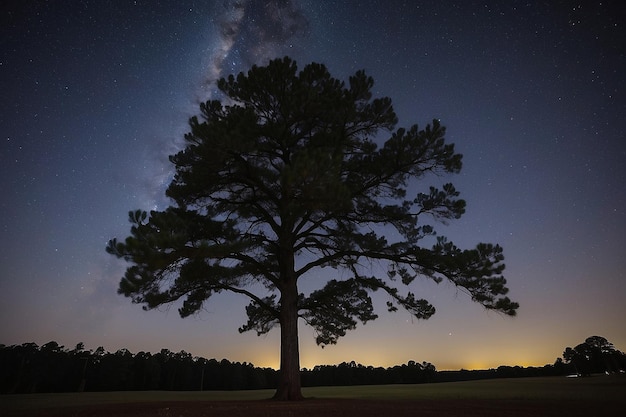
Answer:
0, 342, 276, 394
301, 360, 437, 386
1, 336, 624, 394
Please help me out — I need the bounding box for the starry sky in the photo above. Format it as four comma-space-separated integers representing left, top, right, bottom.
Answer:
1, 0, 625, 371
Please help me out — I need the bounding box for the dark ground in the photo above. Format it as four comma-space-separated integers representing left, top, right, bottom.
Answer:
5, 398, 625, 417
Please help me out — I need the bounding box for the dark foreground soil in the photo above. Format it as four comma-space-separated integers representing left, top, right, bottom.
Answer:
6, 398, 625, 417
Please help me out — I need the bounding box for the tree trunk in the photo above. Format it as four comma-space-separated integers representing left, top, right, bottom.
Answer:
273, 279, 304, 400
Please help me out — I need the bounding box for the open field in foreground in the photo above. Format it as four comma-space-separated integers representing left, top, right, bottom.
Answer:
2, 374, 625, 416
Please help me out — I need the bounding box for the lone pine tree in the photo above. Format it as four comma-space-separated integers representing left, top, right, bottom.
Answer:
107, 57, 518, 400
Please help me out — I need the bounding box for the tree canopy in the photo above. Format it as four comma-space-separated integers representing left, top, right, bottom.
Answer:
107, 57, 518, 400
563, 335, 624, 376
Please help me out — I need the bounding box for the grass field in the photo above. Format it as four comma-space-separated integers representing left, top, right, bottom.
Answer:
2, 374, 625, 413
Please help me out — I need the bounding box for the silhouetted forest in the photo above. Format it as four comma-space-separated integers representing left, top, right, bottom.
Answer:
2, 336, 624, 394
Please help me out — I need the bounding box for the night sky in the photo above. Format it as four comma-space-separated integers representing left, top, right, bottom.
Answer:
1, 1, 625, 371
